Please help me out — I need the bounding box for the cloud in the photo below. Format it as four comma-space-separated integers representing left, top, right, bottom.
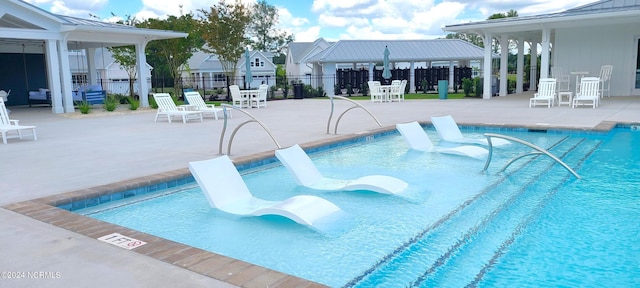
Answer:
25, 0, 108, 18
295, 26, 322, 42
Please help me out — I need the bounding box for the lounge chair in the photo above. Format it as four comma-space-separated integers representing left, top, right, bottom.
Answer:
184, 91, 226, 120
152, 93, 203, 123
275, 144, 408, 195
188, 155, 344, 228
529, 78, 556, 108
431, 115, 510, 146
396, 121, 488, 160
572, 77, 600, 109
0, 97, 37, 144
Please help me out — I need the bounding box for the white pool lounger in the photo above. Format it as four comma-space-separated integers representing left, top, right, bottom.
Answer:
188, 155, 343, 228
396, 121, 489, 160
431, 115, 510, 147
275, 144, 409, 195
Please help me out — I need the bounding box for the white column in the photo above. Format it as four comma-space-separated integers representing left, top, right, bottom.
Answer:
540, 28, 551, 79
86, 47, 98, 85
58, 39, 74, 112
323, 62, 337, 97
409, 61, 415, 93
448, 61, 454, 90
44, 39, 64, 113
368, 62, 374, 81
499, 34, 508, 96
483, 32, 493, 99
516, 37, 524, 93
530, 41, 538, 91
135, 41, 150, 107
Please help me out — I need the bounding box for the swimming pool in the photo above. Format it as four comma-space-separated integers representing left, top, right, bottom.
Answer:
77, 126, 640, 287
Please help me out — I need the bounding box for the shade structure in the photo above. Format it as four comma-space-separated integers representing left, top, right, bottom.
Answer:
244, 48, 252, 89
382, 45, 391, 80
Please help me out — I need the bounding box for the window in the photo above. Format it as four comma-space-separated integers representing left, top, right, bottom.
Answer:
254, 58, 260, 67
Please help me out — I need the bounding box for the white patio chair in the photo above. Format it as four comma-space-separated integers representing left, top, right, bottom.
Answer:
572, 77, 600, 109
529, 78, 557, 108
229, 85, 248, 108
368, 81, 385, 103
184, 91, 227, 120
431, 115, 511, 146
152, 93, 203, 123
0, 89, 10, 113
251, 84, 268, 108
396, 121, 488, 160
0, 97, 37, 144
551, 67, 570, 92
596, 65, 613, 98
275, 144, 408, 195
388, 80, 403, 102
189, 155, 344, 229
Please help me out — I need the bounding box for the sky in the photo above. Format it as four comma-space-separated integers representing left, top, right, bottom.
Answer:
25, 0, 596, 42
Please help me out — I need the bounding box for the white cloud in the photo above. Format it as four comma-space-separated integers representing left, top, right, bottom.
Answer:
295, 26, 321, 42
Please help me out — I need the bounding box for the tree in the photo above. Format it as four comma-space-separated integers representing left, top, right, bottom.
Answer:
138, 13, 202, 93
108, 15, 139, 98
445, 33, 484, 48
108, 45, 137, 98
248, 0, 294, 55
199, 0, 252, 84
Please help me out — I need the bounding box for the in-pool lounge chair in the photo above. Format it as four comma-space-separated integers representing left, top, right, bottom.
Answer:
396, 121, 488, 160
275, 144, 408, 195
0, 97, 37, 144
152, 93, 203, 123
189, 155, 344, 228
431, 115, 510, 147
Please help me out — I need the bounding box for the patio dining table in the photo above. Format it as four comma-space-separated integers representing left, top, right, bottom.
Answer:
239, 90, 259, 108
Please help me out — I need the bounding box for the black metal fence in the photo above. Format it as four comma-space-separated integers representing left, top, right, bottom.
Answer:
335, 67, 473, 91
148, 66, 473, 99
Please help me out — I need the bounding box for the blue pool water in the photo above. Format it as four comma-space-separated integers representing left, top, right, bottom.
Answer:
78, 127, 640, 287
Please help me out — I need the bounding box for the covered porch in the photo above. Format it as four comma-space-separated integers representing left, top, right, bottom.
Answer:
443, 0, 640, 99
0, 0, 186, 113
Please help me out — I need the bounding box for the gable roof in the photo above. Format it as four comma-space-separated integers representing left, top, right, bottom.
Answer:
306, 39, 488, 63
1, 0, 187, 48
287, 38, 332, 64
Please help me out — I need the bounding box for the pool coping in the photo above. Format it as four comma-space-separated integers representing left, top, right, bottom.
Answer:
2, 120, 630, 287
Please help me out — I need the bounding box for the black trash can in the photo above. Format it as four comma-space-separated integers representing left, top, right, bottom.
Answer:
293, 83, 304, 99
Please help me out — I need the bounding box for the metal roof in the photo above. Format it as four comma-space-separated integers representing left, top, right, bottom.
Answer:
306, 39, 488, 63
444, 0, 640, 34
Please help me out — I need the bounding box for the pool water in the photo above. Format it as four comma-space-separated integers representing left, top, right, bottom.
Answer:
78, 127, 640, 287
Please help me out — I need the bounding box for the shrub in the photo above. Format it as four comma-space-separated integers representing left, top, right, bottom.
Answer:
360, 82, 369, 96
76, 101, 91, 114
346, 84, 353, 96
103, 96, 119, 112
128, 96, 139, 110
148, 95, 158, 109
462, 78, 473, 97
473, 77, 483, 97
421, 80, 429, 93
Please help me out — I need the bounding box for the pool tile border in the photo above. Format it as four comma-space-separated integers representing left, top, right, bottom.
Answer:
2, 121, 634, 287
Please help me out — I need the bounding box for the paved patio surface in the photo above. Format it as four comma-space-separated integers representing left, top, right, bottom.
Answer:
1, 93, 639, 287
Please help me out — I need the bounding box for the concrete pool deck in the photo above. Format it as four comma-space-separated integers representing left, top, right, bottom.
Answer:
2, 93, 639, 287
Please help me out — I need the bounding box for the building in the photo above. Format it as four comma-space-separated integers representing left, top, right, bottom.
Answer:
0, 0, 186, 113
443, 0, 640, 98
183, 50, 277, 90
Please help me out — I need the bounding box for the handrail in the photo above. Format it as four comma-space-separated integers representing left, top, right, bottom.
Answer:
327, 95, 382, 134
218, 104, 281, 155
482, 133, 581, 179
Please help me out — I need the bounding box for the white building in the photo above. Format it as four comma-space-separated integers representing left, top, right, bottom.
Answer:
444, 0, 640, 98
183, 50, 277, 90
0, 0, 185, 113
